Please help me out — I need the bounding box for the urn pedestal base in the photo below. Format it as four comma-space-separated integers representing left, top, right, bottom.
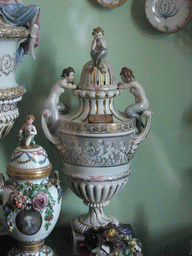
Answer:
73, 207, 119, 234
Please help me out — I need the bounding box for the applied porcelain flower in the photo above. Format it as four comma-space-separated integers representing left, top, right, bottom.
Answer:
8, 191, 27, 209
32, 191, 48, 211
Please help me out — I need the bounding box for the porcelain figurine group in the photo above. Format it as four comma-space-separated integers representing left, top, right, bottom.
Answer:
42, 26, 152, 256
0, 8, 152, 255
45, 27, 149, 134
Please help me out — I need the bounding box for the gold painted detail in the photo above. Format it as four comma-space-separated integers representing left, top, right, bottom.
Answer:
0, 25, 29, 39
60, 119, 135, 134
89, 114, 113, 123
17, 240, 44, 252
7, 164, 52, 180
0, 84, 26, 100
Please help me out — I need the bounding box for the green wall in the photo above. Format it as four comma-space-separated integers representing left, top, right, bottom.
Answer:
1, 0, 192, 255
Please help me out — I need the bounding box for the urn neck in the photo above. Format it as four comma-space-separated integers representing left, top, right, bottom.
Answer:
65, 90, 129, 123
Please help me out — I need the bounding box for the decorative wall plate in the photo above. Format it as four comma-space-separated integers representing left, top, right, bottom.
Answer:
145, 0, 192, 33
97, 0, 127, 8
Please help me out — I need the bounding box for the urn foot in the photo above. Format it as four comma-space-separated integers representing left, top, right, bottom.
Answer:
8, 244, 56, 256
73, 207, 119, 234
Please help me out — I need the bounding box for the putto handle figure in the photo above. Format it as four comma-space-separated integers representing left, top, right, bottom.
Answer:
45, 67, 76, 126
119, 67, 149, 133
0, 0, 40, 63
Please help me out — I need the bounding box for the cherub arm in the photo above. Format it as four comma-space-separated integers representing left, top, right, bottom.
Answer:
118, 81, 132, 89
18, 124, 26, 134
31, 125, 37, 135
91, 39, 97, 51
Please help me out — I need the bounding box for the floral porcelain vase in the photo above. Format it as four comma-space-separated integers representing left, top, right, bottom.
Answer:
42, 27, 152, 235
0, 115, 62, 256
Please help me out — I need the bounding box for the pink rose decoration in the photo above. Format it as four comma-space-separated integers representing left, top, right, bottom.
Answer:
32, 191, 48, 211
9, 191, 27, 210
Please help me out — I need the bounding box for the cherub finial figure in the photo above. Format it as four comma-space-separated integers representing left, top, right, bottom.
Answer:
118, 67, 149, 133
0, 0, 40, 63
18, 114, 37, 148
91, 27, 107, 69
45, 67, 76, 126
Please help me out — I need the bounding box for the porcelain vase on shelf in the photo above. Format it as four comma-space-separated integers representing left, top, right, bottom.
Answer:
0, 116, 62, 256
42, 27, 152, 235
0, 25, 28, 139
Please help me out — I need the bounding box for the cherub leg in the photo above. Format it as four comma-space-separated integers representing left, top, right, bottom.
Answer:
28, 12, 39, 59
125, 104, 144, 132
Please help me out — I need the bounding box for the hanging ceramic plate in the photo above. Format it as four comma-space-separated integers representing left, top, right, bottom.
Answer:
145, 0, 192, 33
97, 0, 127, 8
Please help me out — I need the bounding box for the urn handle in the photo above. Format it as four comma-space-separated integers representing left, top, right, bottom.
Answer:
41, 109, 62, 149
134, 109, 152, 143
128, 109, 152, 161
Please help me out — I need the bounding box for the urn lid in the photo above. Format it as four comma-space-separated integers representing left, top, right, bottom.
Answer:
78, 27, 117, 91
7, 115, 52, 180
78, 60, 117, 91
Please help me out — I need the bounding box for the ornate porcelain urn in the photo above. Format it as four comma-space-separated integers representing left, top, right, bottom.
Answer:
0, 115, 62, 256
0, 1, 40, 139
42, 27, 152, 235
0, 25, 27, 138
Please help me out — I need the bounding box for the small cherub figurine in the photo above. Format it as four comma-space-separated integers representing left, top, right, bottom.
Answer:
90, 27, 107, 70
118, 67, 149, 133
45, 67, 76, 126
18, 114, 37, 148
0, 0, 40, 63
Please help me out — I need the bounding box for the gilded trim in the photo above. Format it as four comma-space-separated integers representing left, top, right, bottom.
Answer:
17, 240, 44, 252
7, 164, 52, 180
60, 119, 135, 134
0, 85, 26, 100
0, 25, 29, 39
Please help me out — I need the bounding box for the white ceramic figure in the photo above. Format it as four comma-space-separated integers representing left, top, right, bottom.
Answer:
118, 67, 149, 133
44, 67, 76, 128
18, 114, 37, 148
42, 28, 152, 235
0, 115, 62, 256
91, 27, 107, 70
